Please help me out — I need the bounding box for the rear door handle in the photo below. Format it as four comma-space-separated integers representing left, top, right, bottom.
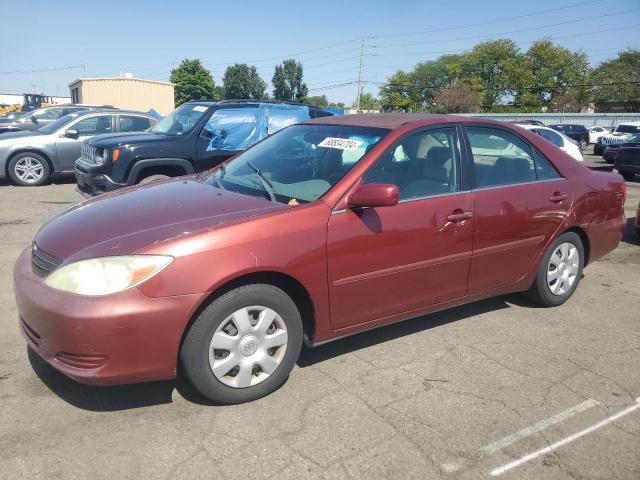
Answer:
549, 193, 567, 203
447, 211, 473, 222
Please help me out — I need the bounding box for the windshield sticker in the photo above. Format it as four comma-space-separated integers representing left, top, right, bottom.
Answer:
318, 137, 364, 151
192, 106, 207, 112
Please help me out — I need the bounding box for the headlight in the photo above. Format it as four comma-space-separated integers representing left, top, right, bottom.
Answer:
45, 255, 173, 296
93, 148, 107, 165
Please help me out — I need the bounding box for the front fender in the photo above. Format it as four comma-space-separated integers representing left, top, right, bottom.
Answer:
126, 158, 195, 185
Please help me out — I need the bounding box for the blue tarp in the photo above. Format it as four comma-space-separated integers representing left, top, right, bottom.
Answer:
204, 103, 312, 151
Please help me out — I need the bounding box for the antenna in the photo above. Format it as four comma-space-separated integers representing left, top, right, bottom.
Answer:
84, 49, 88, 77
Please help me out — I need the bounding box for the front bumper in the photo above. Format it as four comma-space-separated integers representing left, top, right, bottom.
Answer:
13, 247, 207, 385
75, 167, 126, 197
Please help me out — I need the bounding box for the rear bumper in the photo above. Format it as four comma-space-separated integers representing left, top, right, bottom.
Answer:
13, 247, 207, 385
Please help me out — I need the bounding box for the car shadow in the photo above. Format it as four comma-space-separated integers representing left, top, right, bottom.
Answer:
28, 295, 520, 411
622, 217, 639, 246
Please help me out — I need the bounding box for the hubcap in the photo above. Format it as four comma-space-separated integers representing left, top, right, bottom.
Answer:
547, 242, 579, 296
209, 306, 288, 388
14, 157, 44, 183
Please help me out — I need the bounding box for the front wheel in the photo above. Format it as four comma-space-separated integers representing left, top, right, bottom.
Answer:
180, 284, 303, 404
526, 232, 584, 307
8, 152, 50, 186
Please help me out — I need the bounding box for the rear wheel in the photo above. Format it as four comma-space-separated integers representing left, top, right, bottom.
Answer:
8, 152, 50, 186
180, 284, 303, 404
579, 139, 587, 150
526, 232, 584, 307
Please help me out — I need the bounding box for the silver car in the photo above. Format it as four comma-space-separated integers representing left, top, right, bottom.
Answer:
0, 110, 157, 186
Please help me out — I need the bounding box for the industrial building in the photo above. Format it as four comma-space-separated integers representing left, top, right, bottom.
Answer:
68, 76, 175, 115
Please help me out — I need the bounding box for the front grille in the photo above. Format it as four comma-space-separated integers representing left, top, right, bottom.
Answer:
601, 136, 628, 145
80, 144, 97, 165
31, 243, 62, 277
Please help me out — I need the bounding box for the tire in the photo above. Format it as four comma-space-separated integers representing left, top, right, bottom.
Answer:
8, 152, 50, 186
138, 174, 170, 184
180, 284, 303, 404
620, 171, 635, 181
526, 232, 584, 307
579, 139, 587, 150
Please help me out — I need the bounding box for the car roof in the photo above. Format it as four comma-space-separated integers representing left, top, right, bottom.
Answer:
186, 99, 329, 110
304, 113, 462, 129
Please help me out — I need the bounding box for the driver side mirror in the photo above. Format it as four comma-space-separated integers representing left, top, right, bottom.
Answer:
64, 129, 79, 139
348, 183, 399, 209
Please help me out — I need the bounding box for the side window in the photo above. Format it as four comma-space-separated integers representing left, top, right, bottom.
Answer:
34, 108, 63, 120
536, 128, 563, 147
466, 127, 535, 188
119, 115, 152, 132
363, 127, 460, 200
203, 108, 261, 151
533, 149, 562, 180
73, 116, 113, 135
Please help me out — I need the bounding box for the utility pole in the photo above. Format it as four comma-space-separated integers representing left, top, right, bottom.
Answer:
356, 38, 365, 112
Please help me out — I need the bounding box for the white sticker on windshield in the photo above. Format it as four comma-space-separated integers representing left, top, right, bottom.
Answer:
192, 106, 207, 112
318, 137, 364, 150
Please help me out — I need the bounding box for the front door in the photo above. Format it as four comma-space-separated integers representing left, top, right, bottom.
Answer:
55, 114, 114, 171
463, 126, 573, 294
327, 126, 474, 331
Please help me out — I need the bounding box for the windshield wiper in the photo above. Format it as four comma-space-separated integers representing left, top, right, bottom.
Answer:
246, 161, 276, 202
212, 163, 226, 190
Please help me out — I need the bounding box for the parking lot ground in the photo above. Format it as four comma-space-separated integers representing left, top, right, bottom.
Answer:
0, 167, 639, 479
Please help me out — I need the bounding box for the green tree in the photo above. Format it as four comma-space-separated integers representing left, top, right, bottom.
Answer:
272, 59, 308, 102
432, 83, 482, 113
461, 39, 527, 110
169, 59, 217, 106
411, 54, 463, 109
354, 93, 381, 111
307, 95, 329, 107
518, 39, 590, 109
328, 101, 346, 109
222, 64, 267, 100
379, 70, 416, 112
590, 49, 640, 112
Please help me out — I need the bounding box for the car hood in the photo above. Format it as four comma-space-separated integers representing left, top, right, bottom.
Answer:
0, 130, 43, 143
35, 176, 290, 262
88, 131, 173, 148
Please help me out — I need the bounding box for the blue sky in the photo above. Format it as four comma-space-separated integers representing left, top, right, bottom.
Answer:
1, 0, 638, 105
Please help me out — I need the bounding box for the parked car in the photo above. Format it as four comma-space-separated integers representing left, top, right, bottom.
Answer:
0, 104, 114, 135
587, 126, 609, 144
547, 124, 589, 150
0, 111, 28, 122
15, 114, 626, 404
510, 119, 544, 126
603, 133, 640, 180
518, 124, 583, 162
0, 110, 156, 186
75, 100, 334, 196
594, 122, 640, 155
636, 201, 640, 238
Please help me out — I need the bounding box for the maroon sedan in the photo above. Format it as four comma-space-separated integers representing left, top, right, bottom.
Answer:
14, 114, 626, 404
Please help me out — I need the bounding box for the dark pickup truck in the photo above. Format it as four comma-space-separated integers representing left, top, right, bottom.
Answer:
547, 124, 589, 150
75, 99, 334, 196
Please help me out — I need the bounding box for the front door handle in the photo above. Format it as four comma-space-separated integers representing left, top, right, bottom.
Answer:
447, 210, 473, 222
549, 193, 567, 203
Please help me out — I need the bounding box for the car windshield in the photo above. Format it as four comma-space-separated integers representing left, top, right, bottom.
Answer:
615, 125, 640, 134
151, 103, 209, 136
36, 113, 81, 134
199, 124, 388, 204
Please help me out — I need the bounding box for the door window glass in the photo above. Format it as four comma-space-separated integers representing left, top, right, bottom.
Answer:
203, 108, 261, 151
533, 149, 562, 180
364, 128, 460, 200
535, 128, 563, 147
466, 127, 535, 188
73, 116, 113, 135
119, 115, 152, 132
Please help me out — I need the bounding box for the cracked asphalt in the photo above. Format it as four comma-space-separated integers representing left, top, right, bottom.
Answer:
1, 157, 639, 479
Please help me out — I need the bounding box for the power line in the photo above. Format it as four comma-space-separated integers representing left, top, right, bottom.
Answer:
367, 0, 601, 39
369, 9, 639, 49
0, 65, 83, 75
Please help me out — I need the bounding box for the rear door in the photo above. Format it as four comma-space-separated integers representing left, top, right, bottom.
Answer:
463, 126, 572, 295
327, 125, 474, 331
